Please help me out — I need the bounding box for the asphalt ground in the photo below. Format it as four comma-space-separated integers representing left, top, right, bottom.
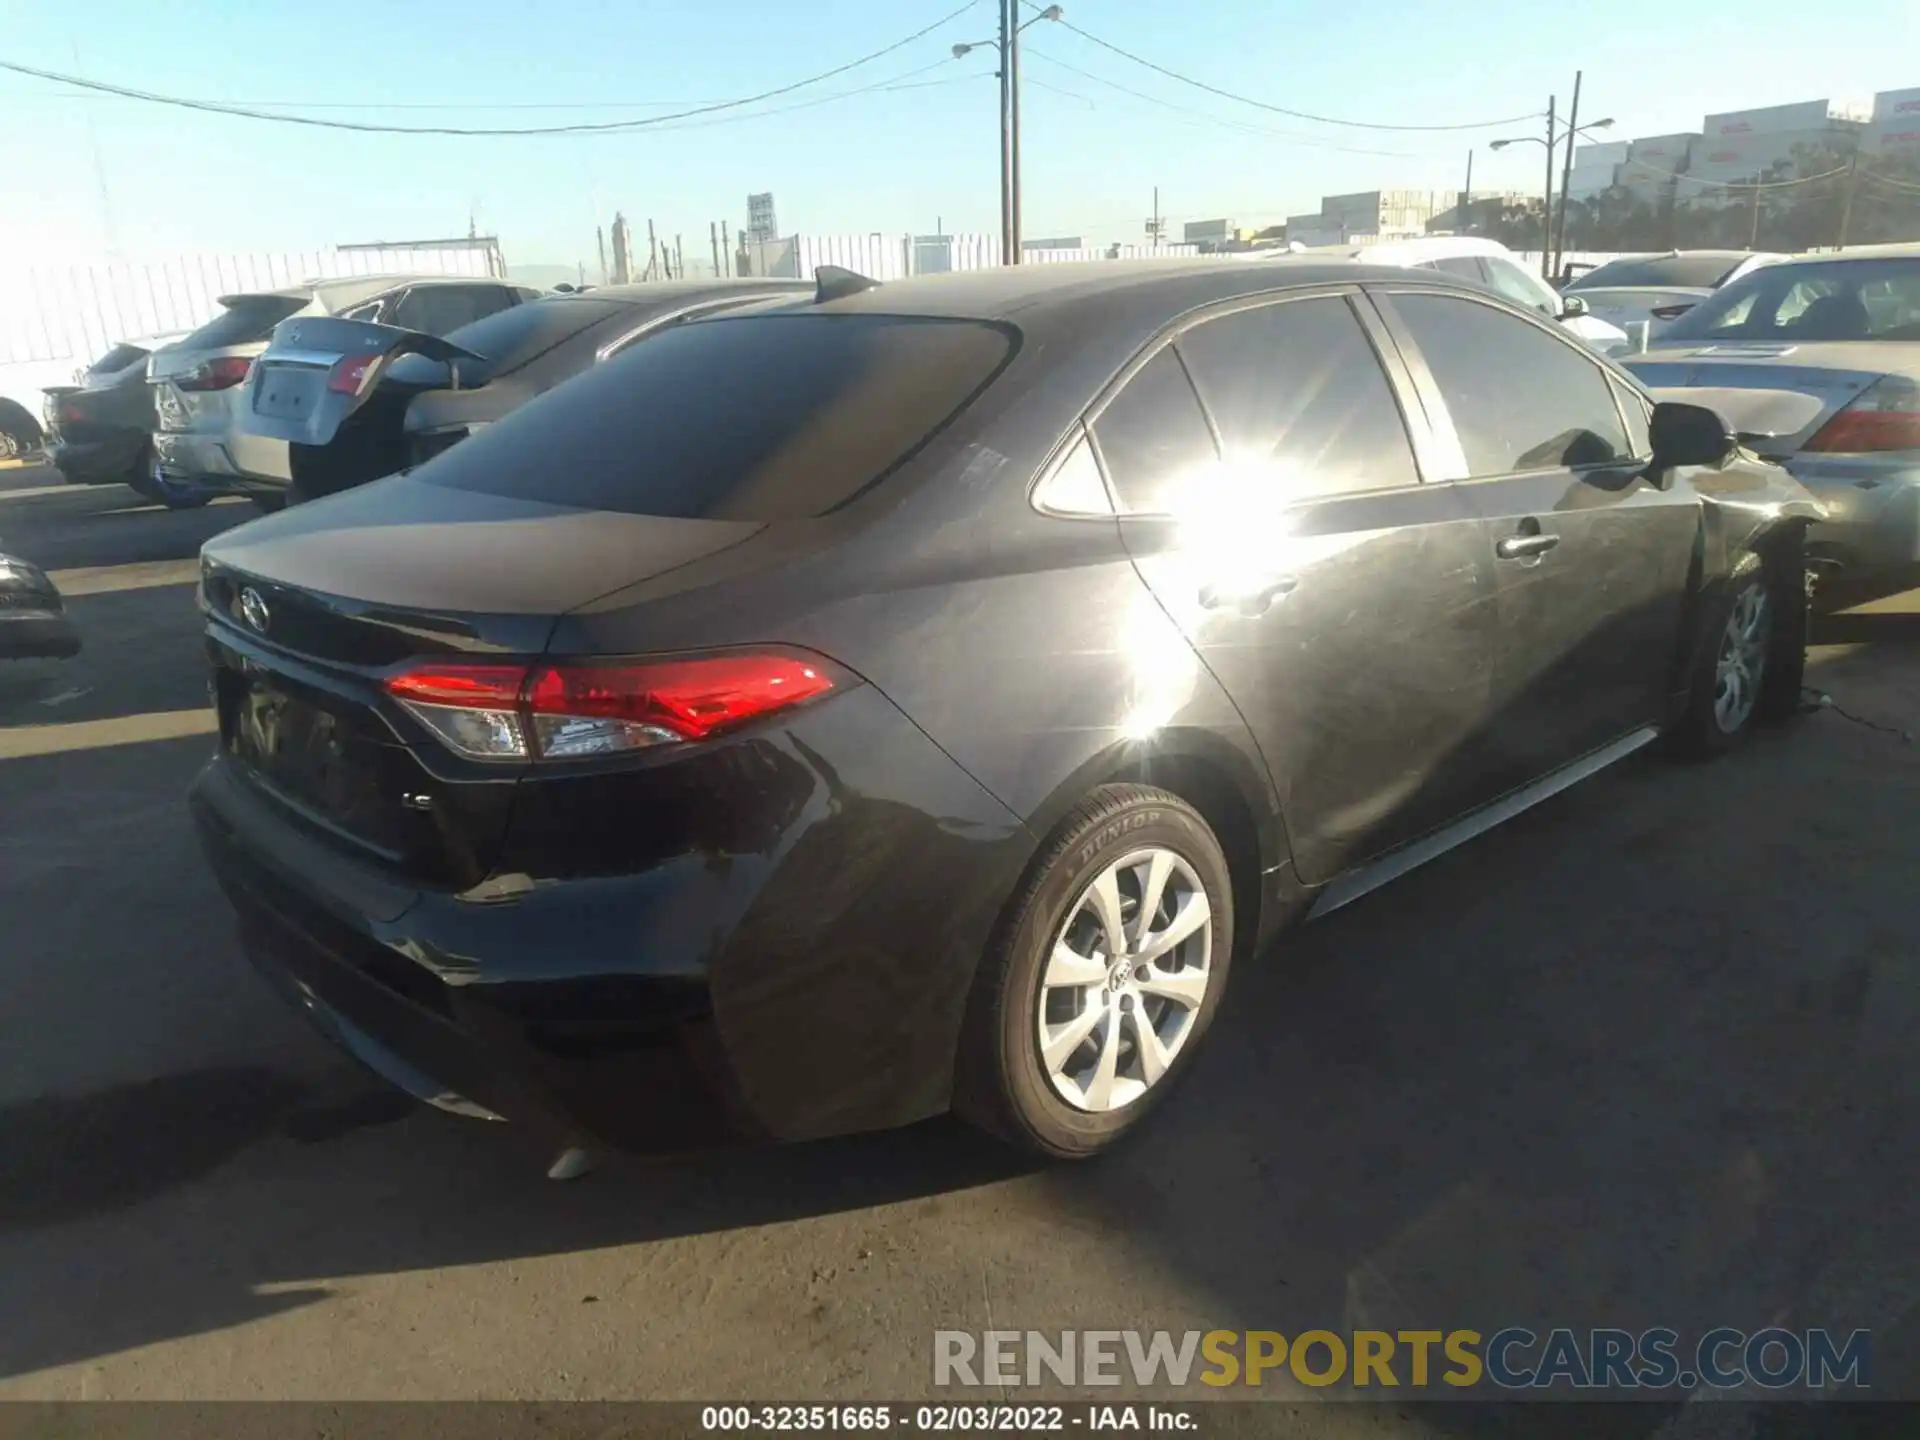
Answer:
2, 460, 1916, 1432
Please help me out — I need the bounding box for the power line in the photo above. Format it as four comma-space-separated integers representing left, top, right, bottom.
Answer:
643, 64, 993, 133
1618, 158, 1853, 190
1030, 7, 1539, 132
0, 0, 984, 136
1858, 167, 1920, 196
1024, 49, 1415, 157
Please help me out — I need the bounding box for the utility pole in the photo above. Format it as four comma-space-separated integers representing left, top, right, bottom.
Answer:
1541, 95, 1557, 279
1554, 70, 1582, 281
1461, 150, 1474, 234
721, 221, 733, 276
1838, 154, 1860, 249
597, 226, 608, 285
1153, 185, 1162, 249
997, 0, 1013, 263
647, 219, 660, 282
711, 222, 721, 277
1748, 182, 1763, 249
1008, 0, 1023, 262
675, 235, 685, 280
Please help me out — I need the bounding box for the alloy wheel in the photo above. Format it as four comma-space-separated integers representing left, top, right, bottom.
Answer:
1037, 847, 1213, 1113
1714, 582, 1772, 734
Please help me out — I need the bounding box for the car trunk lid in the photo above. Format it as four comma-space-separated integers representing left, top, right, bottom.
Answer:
199, 474, 765, 884
246, 316, 484, 449
1624, 344, 1894, 455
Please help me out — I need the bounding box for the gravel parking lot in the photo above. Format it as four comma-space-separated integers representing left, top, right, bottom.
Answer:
2, 461, 1916, 1424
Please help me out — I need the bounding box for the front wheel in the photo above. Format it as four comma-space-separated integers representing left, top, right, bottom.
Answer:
954, 784, 1234, 1159
1673, 567, 1793, 758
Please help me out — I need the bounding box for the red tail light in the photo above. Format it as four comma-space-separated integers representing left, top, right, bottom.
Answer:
382, 651, 842, 761
1802, 377, 1920, 454
177, 356, 254, 392
1649, 303, 1696, 321
328, 354, 379, 396
57, 401, 84, 425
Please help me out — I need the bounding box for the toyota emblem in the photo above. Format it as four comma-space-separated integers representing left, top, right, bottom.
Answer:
239, 587, 271, 634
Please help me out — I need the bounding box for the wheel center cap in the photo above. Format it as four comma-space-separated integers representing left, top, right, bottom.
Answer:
1107, 961, 1132, 993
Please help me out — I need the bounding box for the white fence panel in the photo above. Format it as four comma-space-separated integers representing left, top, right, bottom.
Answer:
1, 243, 498, 370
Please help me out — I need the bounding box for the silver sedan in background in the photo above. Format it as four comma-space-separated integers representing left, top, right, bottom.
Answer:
1622, 244, 1920, 598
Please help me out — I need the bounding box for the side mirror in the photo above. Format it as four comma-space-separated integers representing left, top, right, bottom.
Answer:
1649, 401, 1737, 471
1558, 294, 1590, 320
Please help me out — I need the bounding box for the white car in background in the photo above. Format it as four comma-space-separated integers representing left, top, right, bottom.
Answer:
1565, 250, 1790, 342
1257, 236, 1631, 354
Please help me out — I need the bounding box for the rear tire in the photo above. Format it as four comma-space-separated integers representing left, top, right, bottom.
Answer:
954, 784, 1234, 1159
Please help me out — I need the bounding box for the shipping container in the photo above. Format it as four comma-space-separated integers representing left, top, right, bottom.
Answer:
1627, 133, 1700, 166
1573, 140, 1630, 168
1684, 126, 1859, 185
1872, 86, 1920, 120
1703, 98, 1872, 138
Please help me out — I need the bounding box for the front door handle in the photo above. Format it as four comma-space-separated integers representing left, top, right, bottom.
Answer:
1199, 576, 1298, 615
1495, 533, 1560, 560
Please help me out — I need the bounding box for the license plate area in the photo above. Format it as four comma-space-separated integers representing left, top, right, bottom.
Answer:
217, 664, 409, 855
252, 363, 329, 422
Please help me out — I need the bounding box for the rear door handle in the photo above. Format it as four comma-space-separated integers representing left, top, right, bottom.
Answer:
1199, 576, 1298, 615
1495, 533, 1560, 560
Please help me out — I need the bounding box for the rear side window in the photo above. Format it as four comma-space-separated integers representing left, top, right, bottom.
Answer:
392, 284, 516, 336
1176, 296, 1418, 499
418, 313, 1016, 519
1090, 348, 1217, 515
181, 296, 308, 349
1390, 293, 1629, 476
1571, 255, 1745, 289
1427, 256, 1488, 283
438, 297, 629, 381
1481, 257, 1559, 318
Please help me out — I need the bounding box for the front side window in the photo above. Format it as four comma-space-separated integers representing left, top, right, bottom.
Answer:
1175, 296, 1419, 500
1090, 348, 1218, 515
1390, 293, 1629, 476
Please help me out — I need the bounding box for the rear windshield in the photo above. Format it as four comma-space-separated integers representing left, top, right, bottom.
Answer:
181, 295, 309, 350
88, 343, 149, 375
417, 313, 1018, 518
1570, 255, 1745, 290
1654, 257, 1920, 345
384, 297, 628, 387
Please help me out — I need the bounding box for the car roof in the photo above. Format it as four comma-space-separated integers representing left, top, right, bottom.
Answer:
809, 258, 1450, 317
538, 278, 812, 306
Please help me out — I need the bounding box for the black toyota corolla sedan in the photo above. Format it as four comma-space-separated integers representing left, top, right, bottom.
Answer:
190, 259, 1819, 1165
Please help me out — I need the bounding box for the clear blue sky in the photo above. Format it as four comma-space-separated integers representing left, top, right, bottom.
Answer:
2, 0, 1915, 269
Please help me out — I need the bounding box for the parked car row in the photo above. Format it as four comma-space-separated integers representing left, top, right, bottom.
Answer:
187, 255, 1825, 1172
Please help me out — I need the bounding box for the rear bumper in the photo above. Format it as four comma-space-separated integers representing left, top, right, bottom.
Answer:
191, 755, 757, 1153
188, 680, 1033, 1153
0, 609, 81, 660
1787, 458, 1920, 576
50, 434, 147, 483
154, 428, 291, 488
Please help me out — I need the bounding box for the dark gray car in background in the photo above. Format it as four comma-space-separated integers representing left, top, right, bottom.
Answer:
236, 278, 812, 508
